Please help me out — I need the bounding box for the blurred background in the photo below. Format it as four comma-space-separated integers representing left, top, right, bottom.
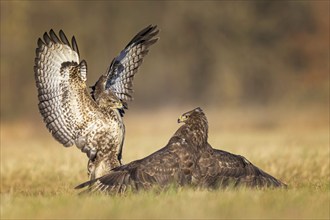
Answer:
1, 2, 329, 218
1, 1, 329, 149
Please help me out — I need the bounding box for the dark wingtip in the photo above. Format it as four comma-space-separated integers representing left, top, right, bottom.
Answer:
147, 24, 159, 33
59, 30, 71, 46
125, 24, 160, 48
71, 36, 80, 56
49, 29, 61, 43
43, 32, 51, 44
80, 59, 87, 67
74, 180, 93, 189
37, 38, 44, 48
119, 108, 125, 117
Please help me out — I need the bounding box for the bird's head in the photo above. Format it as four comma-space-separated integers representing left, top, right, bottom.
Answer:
98, 91, 125, 114
106, 92, 124, 110
175, 107, 209, 148
178, 107, 205, 123
91, 75, 125, 113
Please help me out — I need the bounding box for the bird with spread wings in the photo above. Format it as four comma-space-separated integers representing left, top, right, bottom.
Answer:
75, 107, 286, 194
34, 25, 159, 180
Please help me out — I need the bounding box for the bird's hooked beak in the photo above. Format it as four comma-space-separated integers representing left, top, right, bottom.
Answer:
177, 115, 188, 123
115, 102, 124, 110
110, 101, 124, 110
112, 101, 126, 117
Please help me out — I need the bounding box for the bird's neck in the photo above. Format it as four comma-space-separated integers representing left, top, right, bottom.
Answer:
175, 117, 208, 148
190, 119, 208, 148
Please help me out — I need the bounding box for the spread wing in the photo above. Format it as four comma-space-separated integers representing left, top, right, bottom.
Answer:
75, 137, 193, 194
91, 25, 159, 107
199, 144, 286, 188
34, 30, 85, 147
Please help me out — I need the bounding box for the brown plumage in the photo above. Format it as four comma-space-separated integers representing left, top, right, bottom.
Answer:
197, 143, 286, 188
34, 25, 159, 180
75, 107, 286, 194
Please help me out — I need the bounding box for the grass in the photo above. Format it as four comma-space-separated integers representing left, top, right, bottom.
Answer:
1, 107, 329, 219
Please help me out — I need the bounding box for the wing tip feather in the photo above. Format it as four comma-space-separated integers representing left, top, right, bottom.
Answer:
37, 30, 79, 52
59, 29, 71, 47
49, 29, 61, 43
125, 24, 160, 49
75, 180, 94, 189
37, 38, 44, 47
43, 32, 52, 45
71, 36, 80, 56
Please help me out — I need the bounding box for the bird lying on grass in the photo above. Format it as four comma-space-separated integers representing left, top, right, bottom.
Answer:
75, 107, 286, 194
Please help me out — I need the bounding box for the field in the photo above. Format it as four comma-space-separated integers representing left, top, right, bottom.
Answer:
1, 107, 329, 219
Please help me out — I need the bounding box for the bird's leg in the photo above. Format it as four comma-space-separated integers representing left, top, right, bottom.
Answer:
87, 159, 96, 180
82, 146, 97, 161
75, 136, 97, 161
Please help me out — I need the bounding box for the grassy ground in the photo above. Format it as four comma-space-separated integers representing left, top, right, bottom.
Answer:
1, 107, 329, 219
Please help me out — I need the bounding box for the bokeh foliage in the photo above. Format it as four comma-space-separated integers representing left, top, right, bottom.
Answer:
1, 1, 328, 121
